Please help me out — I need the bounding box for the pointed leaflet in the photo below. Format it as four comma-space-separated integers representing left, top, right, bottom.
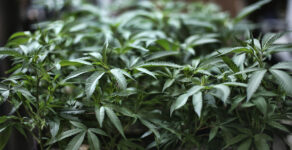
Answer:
64, 66, 94, 81
270, 69, 292, 96
254, 134, 270, 150
192, 92, 203, 117
271, 61, 292, 70
170, 86, 203, 115
139, 118, 160, 139
110, 68, 127, 89
262, 33, 284, 50
70, 121, 87, 129
247, 70, 267, 101
65, 132, 86, 150
162, 79, 175, 92
85, 72, 105, 98
213, 84, 230, 103
87, 131, 100, 150
217, 47, 251, 56
268, 121, 289, 132
146, 51, 179, 61
170, 94, 190, 116
234, 0, 271, 24
0, 127, 11, 150
253, 97, 267, 116
95, 106, 105, 127
224, 134, 249, 148
45, 128, 83, 145
138, 62, 181, 68
136, 68, 157, 79
238, 139, 252, 150
49, 118, 60, 137
0, 48, 23, 58
105, 107, 126, 138
186, 85, 203, 95
208, 126, 219, 142
88, 128, 108, 137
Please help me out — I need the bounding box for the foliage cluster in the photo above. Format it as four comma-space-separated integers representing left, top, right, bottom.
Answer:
0, 0, 292, 149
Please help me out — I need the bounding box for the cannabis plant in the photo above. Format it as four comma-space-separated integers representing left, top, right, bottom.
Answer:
0, 0, 291, 150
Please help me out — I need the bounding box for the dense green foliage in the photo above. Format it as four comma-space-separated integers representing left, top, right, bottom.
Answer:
1, 0, 292, 149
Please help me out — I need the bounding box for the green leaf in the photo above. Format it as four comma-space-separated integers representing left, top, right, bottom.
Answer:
217, 47, 251, 56
234, 0, 271, 24
186, 85, 203, 95
213, 84, 230, 103
146, 51, 179, 61
88, 128, 108, 137
170, 94, 190, 116
268, 121, 289, 132
136, 68, 157, 79
95, 106, 105, 127
0, 48, 23, 58
138, 62, 181, 68
238, 138, 252, 150
253, 97, 267, 116
270, 69, 292, 96
222, 82, 247, 87
225, 134, 249, 148
247, 70, 267, 101
262, 33, 284, 50
156, 39, 179, 51
221, 56, 240, 73
64, 66, 95, 81
208, 126, 218, 142
110, 68, 127, 90
139, 118, 160, 139
162, 79, 175, 92
192, 92, 203, 117
8, 31, 30, 41
254, 134, 270, 150
271, 61, 292, 70
105, 107, 126, 138
65, 132, 86, 150
70, 121, 87, 129
46, 128, 83, 145
193, 38, 219, 46
49, 118, 60, 137
59, 59, 91, 67
85, 72, 105, 98
1, 90, 9, 101
0, 127, 11, 150
87, 131, 100, 150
